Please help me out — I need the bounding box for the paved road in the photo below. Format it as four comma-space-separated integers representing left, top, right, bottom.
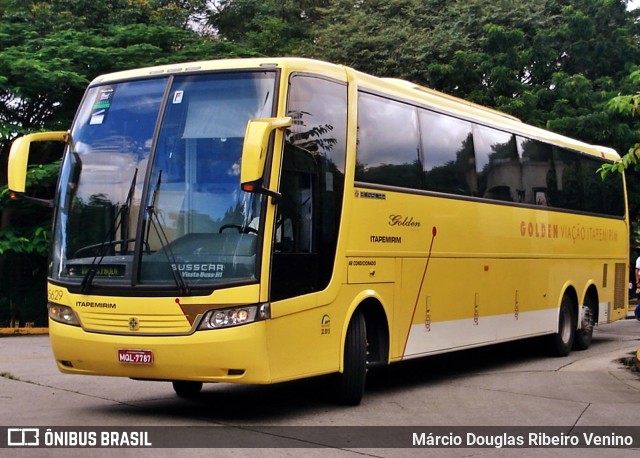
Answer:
0, 319, 639, 457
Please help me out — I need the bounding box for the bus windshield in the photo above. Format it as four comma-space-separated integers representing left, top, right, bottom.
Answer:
51, 71, 276, 293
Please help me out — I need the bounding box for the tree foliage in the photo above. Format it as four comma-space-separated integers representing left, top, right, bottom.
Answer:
210, 0, 326, 55
0, 0, 256, 180
308, 0, 640, 143
599, 69, 640, 174
301, 0, 640, 219
0, 161, 59, 256
0, 0, 256, 325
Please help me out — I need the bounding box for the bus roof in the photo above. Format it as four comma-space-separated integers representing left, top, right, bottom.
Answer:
90, 57, 620, 162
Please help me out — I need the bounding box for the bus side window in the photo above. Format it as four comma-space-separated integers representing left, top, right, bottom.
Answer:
517, 137, 553, 206
473, 125, 519, 202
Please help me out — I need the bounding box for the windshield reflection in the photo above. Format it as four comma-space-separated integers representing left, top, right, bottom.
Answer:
51, 71, 276, 293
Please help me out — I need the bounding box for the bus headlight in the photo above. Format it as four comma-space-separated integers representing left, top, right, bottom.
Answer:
48, 303, 81, 326
198, 303, 270, 330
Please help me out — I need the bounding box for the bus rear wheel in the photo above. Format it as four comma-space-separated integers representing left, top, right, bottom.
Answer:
172, 380, 203, 398
573, 296, 596, 351
549, 295, 576, 357
335, 310, 367, 406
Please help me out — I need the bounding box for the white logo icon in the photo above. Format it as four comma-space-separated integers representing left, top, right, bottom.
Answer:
8, 428, 40, 446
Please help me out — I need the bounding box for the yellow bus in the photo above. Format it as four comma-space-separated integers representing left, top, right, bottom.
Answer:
8, 58, 628, 405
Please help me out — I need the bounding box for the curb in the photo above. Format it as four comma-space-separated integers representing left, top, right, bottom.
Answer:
0, 328, 49, 336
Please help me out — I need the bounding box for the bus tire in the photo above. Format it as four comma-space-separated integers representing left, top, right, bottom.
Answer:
172, 380, 203, 398
336, 310, 367, 406
549, 295, 575, 357
573, 296, 596, 351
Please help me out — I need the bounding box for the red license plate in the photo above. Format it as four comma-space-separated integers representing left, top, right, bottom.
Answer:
118, 349, 154, 365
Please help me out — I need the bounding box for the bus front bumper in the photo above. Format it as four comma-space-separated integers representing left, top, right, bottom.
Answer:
48, 319, 271, 384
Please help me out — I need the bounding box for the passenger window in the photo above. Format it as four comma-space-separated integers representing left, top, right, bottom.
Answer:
356, 93, 422, 189
420, 110, 475, 196
518, 137, 553, 205
473, 125, 518, 201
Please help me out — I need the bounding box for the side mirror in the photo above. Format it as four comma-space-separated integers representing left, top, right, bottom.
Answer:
8, 131, 68, 194
240, 117, 292, 197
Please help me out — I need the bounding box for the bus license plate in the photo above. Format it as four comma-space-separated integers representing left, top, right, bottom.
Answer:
118, 349, 154, 365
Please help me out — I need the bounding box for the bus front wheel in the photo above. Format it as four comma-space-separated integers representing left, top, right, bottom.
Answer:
549, 295, 576, 357
172, 380, 203, 398
335, 310, 367, 406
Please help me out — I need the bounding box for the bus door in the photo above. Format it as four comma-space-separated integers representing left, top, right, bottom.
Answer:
267, 72, 347, 303
270, 144, 319, 301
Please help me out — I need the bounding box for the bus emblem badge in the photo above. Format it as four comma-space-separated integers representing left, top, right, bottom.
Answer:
128, 317, 140, 331
321, 314, 331, 335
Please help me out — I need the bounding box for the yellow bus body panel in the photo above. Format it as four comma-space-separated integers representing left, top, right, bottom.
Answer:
346, 188, 627, 360
41, 57, 629, 387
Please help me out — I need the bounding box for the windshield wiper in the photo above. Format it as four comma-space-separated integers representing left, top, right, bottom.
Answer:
145, 171, 190, 295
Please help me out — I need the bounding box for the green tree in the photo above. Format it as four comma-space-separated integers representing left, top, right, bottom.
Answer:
599, 68, 640, 242
0, 160, 59, 326
308, 0, 470, 85
313, 0, 638, 129
601, 69, 640, 176
209, 0, 327, 55
0, 0, 256, 326
210, 0, 640, 155
307, 0, 640, 209
0, 0, 256, 182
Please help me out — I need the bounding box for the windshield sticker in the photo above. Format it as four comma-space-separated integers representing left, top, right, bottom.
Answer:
89, 110, 106, 125
172, 91, 184, 104
90, 87, 115, 125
